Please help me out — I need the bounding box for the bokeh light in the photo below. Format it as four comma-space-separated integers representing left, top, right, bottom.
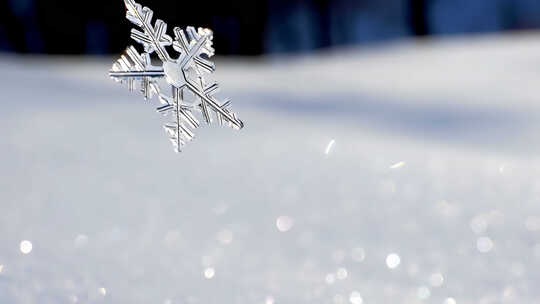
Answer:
276, 216, 294, 232
444, 297, 457, 304
349, 291, 363, 304
386, 254, 401, 269
20, 240, 32, 255
477, 237, 494, 253
204, 267, 215, 279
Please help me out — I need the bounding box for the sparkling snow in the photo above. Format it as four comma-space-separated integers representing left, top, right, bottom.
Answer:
1, 33, 540, 303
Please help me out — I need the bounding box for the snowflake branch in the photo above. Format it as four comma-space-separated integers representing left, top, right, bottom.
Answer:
173, 27, 216, 73
109, 46, 163, 100
186, 81, 244, 130
124, 0, 172, 62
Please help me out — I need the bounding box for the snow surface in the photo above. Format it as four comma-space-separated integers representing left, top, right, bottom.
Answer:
2, 33, 540, 304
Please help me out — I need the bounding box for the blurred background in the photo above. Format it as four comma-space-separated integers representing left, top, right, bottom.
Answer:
2, 0, 540, 55
3, 1, 540, 304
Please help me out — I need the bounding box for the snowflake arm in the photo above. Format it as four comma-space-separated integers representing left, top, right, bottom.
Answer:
110, 46, 163, 99
173, 27, 216, 73
186, 81, 244, 130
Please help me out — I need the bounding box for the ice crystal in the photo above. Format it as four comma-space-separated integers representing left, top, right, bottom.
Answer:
109, 0, 244, 153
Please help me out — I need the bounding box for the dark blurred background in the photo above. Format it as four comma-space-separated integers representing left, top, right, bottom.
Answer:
2, 0, 540, 56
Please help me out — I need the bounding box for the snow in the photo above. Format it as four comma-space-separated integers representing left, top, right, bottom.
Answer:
1, 33, 540, 303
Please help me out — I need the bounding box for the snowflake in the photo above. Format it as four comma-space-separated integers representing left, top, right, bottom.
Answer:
109, 0, 244, 153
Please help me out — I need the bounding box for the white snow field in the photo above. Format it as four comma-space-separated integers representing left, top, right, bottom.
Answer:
2, 33, 540, 304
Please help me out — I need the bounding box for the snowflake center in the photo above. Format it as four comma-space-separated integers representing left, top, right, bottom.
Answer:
163, 61, 187, 88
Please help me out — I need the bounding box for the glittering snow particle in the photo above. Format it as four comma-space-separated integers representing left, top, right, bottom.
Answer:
386, 253, 401, 269
325, 273, 336, 285
276, 216, 294, 232
477, 237, 494, 253
336, 268, 348, 280
325, 139, 336, 155
470, 215, 488, 235
390, 161, 406, 169
204, 267, 215, 279
20, 240, 32, 254
444, 297, 457, 304
349, 291, 363, 304
265, 296, 275, 304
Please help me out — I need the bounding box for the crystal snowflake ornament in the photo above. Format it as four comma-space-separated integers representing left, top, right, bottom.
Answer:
109, 0, 244, 153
